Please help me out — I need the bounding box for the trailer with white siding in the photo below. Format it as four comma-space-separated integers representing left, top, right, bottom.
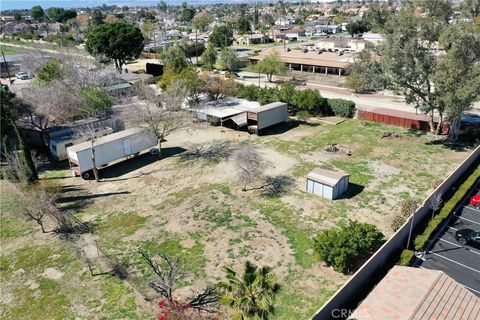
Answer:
306, 168, 350, 200
247, 102, 288, 134
67, 127, 157, 179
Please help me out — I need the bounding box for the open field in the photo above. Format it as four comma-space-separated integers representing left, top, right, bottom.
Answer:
0, 119, 473, 319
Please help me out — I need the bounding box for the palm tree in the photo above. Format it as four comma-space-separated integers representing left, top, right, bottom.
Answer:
218, 261, 281, 320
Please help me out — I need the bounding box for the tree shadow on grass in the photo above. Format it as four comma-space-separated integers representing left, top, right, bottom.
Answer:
56, 191, 130, 211
178, 141, 236, 164
261, 175, 295, 198
425, 139, 471, 152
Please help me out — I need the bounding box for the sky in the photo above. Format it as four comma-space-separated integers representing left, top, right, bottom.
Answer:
1, 0, 336, 11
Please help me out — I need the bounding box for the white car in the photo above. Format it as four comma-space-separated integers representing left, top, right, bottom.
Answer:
15, 72, 29, 80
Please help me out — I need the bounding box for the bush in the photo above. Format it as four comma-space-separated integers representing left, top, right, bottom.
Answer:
391, 198, 420, 231
257, 87, 280, 106
313, 220, 385, 274
398, 250, 414, 266
327, 98, 356, 118
292, 89, 328, 115
413, 167, 480, 251
240, 84, 259, 101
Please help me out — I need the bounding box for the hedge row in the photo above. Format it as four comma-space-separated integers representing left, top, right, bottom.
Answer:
414, 167, 480, 251
399, 166, 480, 266
237, 83, 356, 118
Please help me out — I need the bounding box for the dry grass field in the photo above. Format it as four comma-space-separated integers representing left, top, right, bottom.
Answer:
0, 119, 472, 319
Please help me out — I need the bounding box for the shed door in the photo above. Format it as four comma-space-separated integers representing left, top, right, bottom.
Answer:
324, 186, 333, 199
307, 179, 315, 193
122, 139, 132, 156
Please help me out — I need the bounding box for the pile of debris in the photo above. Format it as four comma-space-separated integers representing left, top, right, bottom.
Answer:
325, 143, 340, 153
381, 132, 402, 139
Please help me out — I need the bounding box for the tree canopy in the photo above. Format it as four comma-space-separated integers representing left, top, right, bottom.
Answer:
86, 21, 144, 73
46, 7, 77, 23
253, 52, 286, 82
217, 48, 240, 72
313, 220, 384, 274
209, 25, 233, 48
31, 5, 44, 21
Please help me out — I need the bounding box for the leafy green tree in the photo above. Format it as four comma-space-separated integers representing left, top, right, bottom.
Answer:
462, 0, 480, 18
346, 20, 368, 37
293, 89, 327, 115
218, 261, 280, 320
37, 59, 65, 83
381, 7, 444, 133
209, 25, 233, 48
257, 87, 280, 106
217, 48, 240, 72
80, 86, 113, 117
346, 50, 385, 93
161, 45, 188, 73
192, 12, 213, 32
237, 15, 251, 35
46, 7, 76, 23
158, 1, 168, 13
239, 84, 260, 101
31, 5, 44, 21
327, 99, 356, 118
254, 52, 286, 82
362, 2, 392, 33
434, 22, 480, 141
86, 21, 144, 73
277, 82, 296, 107
1, 85, 38, 182
180, 2, 196, 23
313, 220, 384, 274
297, 110, 310, 124
181, 41, 205, 59
91, 9, 104, 26
200, 45, 217, 70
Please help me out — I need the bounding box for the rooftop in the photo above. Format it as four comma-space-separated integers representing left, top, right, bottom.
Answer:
250, 47, 354, 70
307, 168, 349, 187
350, 266, 480, 320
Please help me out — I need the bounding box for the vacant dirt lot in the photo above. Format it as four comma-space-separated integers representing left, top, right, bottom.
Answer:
1, 120, 473, 319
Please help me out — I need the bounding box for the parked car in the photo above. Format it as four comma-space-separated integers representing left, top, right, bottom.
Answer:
15, 72, 29, 80
455, 228, 480, 246
470, 194, 480, 208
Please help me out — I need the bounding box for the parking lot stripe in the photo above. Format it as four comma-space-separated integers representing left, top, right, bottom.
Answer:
438, 238, 480, 256
427, 251, 480, 274
454, 214, 480, 226
448, 226, 458, 231
463, 284, 480, 295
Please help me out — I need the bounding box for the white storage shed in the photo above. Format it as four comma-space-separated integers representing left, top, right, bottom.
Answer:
306, 168, 350, 200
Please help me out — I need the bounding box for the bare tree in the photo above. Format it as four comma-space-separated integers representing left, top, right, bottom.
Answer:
73, 123, 103, 181
232, 145, 267, 191
133, 84, 189, 157
429, 192, 443, 220
139, 251, 218, 315
21, 187, 58, 234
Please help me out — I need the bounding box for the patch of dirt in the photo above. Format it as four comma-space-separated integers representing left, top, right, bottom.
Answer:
42, 267, 64, 280
368, 160, 401, 179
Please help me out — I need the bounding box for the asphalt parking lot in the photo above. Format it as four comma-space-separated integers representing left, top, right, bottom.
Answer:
414, 180, 480, 296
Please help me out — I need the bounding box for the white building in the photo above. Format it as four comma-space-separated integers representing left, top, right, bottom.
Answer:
306, 168, 350, 200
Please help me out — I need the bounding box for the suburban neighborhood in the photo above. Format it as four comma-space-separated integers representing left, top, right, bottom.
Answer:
1, 0, 479, 319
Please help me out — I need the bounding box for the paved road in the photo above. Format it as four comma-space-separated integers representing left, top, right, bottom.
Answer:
415, 180, 480, 296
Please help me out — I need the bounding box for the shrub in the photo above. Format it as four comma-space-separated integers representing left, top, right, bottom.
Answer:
240, 84, 259, 101
313, 220, 385, 274
391, 198, 420, 231
398, 250, 414, 266
327, 98, 356, 118
257, 87, 280, 105
292, 89, 328, 115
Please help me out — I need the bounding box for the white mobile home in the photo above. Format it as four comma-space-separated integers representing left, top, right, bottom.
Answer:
67, 127, 157, 179
306, 168, 350, 200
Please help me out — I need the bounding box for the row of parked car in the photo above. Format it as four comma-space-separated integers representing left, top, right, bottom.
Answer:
454, 193, 480, 246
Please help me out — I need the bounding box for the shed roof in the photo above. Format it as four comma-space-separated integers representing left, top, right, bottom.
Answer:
350, 266, 480, 320
250, 102, 287, 113
307, 168, 349, 187
230, 113, 247, 127
67, 127, 149, 153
